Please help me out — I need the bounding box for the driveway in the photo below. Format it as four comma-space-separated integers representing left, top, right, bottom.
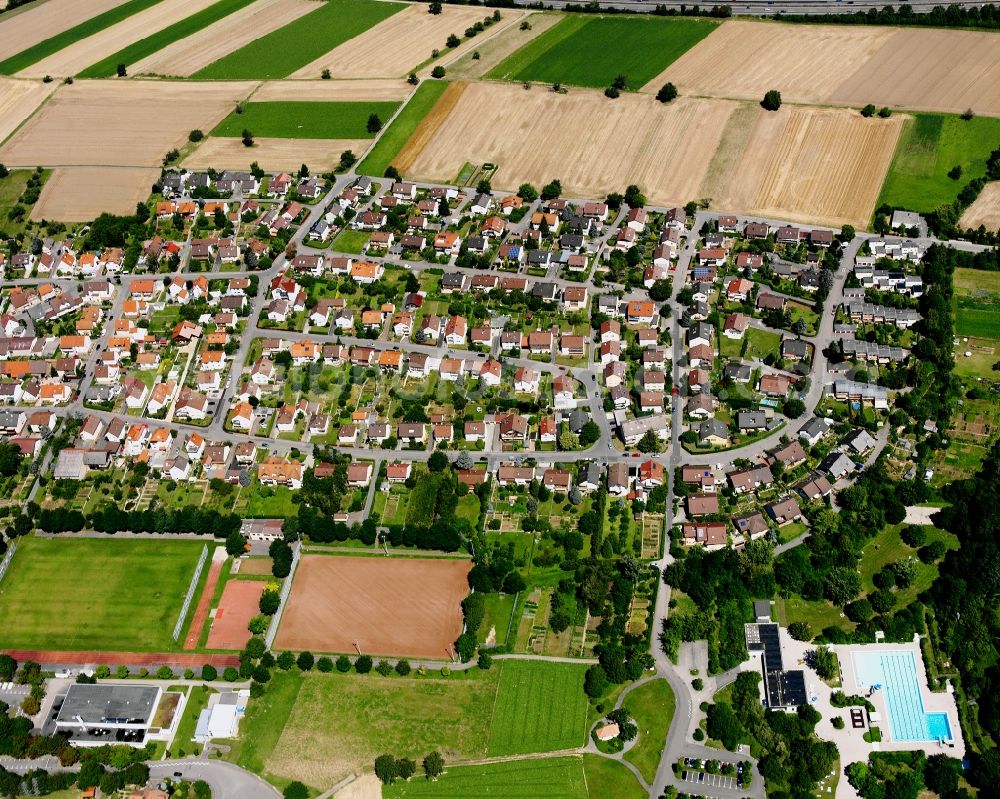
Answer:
150, 759, 281, 799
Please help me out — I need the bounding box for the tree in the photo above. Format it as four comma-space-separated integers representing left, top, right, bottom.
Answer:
861, 103, 876, 117
476, 177, 492, 193
637, 430, 661, 454
813, 646, 839, 680
374, 755, 398, 784
428, 450, 448, 472
283, 782, 308, 799
408, 72, 418, 85
541, 179, 562, 200
431, 66, 446, 79
296, 651, 314, 671
188, 129, 204, 142
241, 128, 254, 147
649, 279, 672, 301
584, 664, 608, 697
259, 590, 280, 616
612, 74, 628, 90
517, 183, 538, 201
446, 33, 460, 48
423, 751, 445, 779
367, 113, 382, 134
201, 664, 217, 681
604, 85, 620, 99
878, 106, 892, 118
788, 621, 811, 641
428, 1, 442, 13
339, 149, 357, 171
225, 529, 247, 556
355, 654, 373, 673
900, 525, 927, 547
761, 89, 782, 111
924, 754, 962, 796
784, 399, 806, 419
0, 441, 24, 476
656, 82, 678, 103
948, 164, 963, 180
116, 63, 127, 77
824, 567, 861, 605
396, 758, 416, 780
624, 183, 645, 208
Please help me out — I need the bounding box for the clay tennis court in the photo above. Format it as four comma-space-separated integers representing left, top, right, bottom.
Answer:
206, 579, 267, 651
275, 555, 471, 659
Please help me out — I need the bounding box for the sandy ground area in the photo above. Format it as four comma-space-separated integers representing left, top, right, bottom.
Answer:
404, 81, 737, 208
130, 0, 315, 77
645, 20, 894, 105
0, 0, 128, 62
184, 136, 369, 171
274, 555, 471, 658
290, 3, 486, 79
19, 0, 221, 78
831, 28, 1000, 117
959, 182, 1000, 232
31, 166, 159, 221
252, 78, 413, 102
716, 106, 902, 228
205, 579, 266, 650
443, 11, 561, 80
902, 506, 943, 525
333, 775, 380, 799
0, 77, 57, 146
0, 80, 257, 166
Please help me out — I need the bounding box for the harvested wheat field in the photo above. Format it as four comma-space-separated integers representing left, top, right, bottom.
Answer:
19, 0, 221, 78
131, 0, 315, 77
184, 136, 369, 171
31, 167, 159, 221
0, 78, 57, 146
645, 20, 894, 105
274, 555, 471, 658
717, 106, 902, 228
404, 82, 737, 207
416, 9, 533, 79
290, 4, 487, 79
332, 775, 380, 799
0, 80, 257, 167
445, 11, 561, 80
252, 78, 413, 102
0, 0, 128, 62
960, 182, 1000, 232
831, 28, 1000, 117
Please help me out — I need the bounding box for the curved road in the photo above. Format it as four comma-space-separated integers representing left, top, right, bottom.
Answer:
150, 759, 281, 799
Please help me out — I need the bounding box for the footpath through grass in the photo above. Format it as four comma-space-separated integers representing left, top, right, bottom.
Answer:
193, 0, 404, 79
358, 80, 447, 177
486, 15, 716, 89
0, 535, 204, 651
621, 679, 675, 782
487, 660, 588, 755
877, 112, 1000, 213
0, 0, 162, 75
212, 101, 400, 139
79, 0, 255, 78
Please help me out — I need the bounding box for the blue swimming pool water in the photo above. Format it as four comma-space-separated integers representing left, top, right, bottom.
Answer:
852, 650, 954, 742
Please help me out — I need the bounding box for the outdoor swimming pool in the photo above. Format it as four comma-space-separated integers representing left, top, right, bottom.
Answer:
852, 650, 953, 742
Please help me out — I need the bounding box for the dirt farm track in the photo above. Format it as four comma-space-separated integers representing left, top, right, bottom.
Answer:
274, 554, 472, 660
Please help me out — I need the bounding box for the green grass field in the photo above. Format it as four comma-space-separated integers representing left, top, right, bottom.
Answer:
0, 169, 48, 239
0, 0, 162, 74
172, 685, 217, 756
858, 524, 958, 607
359, 80, 447, 177
486, 15, 716, 89
0, 536, 204, 651
953, 267, 1000, 340
622, 679, 675, 782
212, 101, 400, 140
487, 660, 588, 755
583, 754, 648, 799
79, 0, 255, 78
193, 0, 404, 79
878, 113, 1000, 213
775, 594, 855, 638
385, 756, 588, 799
227, 669, 304, 781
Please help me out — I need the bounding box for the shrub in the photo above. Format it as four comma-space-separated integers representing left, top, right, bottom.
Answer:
355, 654, 373, 674
431, 66, 446, 79
395, 659, 411, 676
336, 655, 351, 672
861, 104, 876, 117
656, 82, 678, 103
317, 656, 333, 673
761, 89, 781, 111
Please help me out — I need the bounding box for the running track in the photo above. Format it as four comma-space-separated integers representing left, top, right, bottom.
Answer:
2, 650, 240, 668
185, 557, 224, 650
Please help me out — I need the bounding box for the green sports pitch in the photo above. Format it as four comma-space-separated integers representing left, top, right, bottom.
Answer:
212, 101, 401, 140
0, 536, 206, 651
486, 15, 717, 90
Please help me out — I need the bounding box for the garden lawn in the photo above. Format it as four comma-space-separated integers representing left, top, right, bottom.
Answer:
193, 0, 404, 79
486, 15, 716, 89
0, 0, 162, 74
212, 101, 400, 139
953, 267, 1000, 340
358, 79, 447, 177
478, 591, 516, 648
0, 169, 40, 238
583, 754, 648, 799
172, 685, 216, 756
622, 679, 675, 783
245, 483, 299, 518
405, 471, 442, 527
332, 229, 372, 254
877, 113, 1000, 213
0, 536, 204, 651
744, 326, 781, 360
79, 0, 255, 77
455, 493, 481, 526
487, 660, 588, 755
775, 594, 855, 637
384, 756, 588, 799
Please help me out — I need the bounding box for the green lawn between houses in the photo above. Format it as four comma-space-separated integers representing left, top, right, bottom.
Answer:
359, 80, 448, 178
486, 15, 717, 89
79, 0, 256, 78
212, 101, 401, 140
0, 0, 162, 74
877, 112, 1000, 214
0, 535, 205, 651
224, 660, 590, 790
193, 0, 404, 79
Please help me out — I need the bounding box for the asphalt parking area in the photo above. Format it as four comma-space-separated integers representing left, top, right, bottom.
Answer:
682, 770, 740, 790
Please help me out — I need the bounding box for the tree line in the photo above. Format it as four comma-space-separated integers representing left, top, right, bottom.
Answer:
36, 506, 241, 537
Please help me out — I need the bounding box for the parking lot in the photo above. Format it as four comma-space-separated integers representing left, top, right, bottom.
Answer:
682, 770, 741, 791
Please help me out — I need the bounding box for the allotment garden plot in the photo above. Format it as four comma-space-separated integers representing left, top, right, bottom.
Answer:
0, 536, 206, 651
274, 554, 471, 658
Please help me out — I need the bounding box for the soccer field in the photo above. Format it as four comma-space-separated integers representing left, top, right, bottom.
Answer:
0, 536, 205, 651
486, 15, 716, 89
